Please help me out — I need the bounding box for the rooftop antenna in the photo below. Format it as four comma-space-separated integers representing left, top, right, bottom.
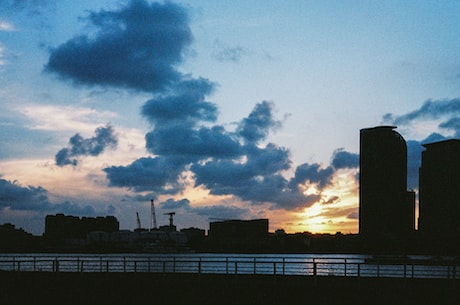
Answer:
151, 199, 157, 230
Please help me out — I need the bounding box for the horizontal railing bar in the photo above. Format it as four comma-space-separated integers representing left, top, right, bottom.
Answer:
0, 255, 457, 280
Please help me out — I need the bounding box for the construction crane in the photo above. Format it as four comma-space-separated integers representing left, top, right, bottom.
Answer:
164, 212, 176, 227
136, 211, 142, 230
150, 199, 157, 230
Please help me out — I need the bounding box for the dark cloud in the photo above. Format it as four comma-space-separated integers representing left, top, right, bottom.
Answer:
160, 198, 190, 210
0, 179, 96, 214
103, 156, 188, 193
406, 133, 447, 190
55, 125, 118, 166
145, 124, 241, 159
383, 98, 460, 125
331, 148, 359, 169
406, 140, 423, 190
439, 117, 460, 137
237, 101, 281, 144
141, 78, 217, 125
322, 196, 340, 205
76, 1, 355, 212
157, 197, 249, 220
45, 0, 192, 92
289, 163, 334, 190
381, 99, 460, 189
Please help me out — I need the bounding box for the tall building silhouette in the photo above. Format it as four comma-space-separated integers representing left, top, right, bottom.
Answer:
359, 126, 414, 242
419, 139, 460, 240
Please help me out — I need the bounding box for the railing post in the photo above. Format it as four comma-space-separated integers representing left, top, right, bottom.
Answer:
235, 262, 238, 275
106, 260, 109, 273
100, 257, 103, 272
226, 257, 229, 274
377, 264, 380, 277
273, 262, 276, 276
403, 264, 407, 278
344, 258, 347, 276
123, 257, 126, 273
253, 258, 256, 274
134, 261, 137, 273
148, 258, 151, 273
282, 258, 285, 275
357, 263, 361, 277
17, 261, 20, 272
33, 257, 36, 272
198, 259, 202, 274
313, 261, 317, 276
173, 257, 176, 273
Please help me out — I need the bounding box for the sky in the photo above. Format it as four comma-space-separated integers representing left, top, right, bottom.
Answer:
2, 0, 460, 235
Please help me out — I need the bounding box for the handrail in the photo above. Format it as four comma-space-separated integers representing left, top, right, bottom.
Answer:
0, 255, 457, 280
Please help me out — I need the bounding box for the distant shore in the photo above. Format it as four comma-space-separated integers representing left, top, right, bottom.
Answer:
0, 271, 458, 305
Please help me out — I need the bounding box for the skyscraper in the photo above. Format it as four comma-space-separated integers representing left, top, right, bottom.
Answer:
359, 126, 414, 242
419, 139, 460, 240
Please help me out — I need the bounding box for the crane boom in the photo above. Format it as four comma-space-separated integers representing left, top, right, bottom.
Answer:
136, 211, 141, 229
151, 199, 157, 230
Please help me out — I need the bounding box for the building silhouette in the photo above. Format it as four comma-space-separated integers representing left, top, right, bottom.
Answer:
45, 214, 119, 240
359, 126, 415, 244
419, 139, 460, 242
207, 219, 269, 251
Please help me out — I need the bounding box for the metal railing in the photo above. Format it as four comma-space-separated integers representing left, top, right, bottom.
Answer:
0, 255, 458, 280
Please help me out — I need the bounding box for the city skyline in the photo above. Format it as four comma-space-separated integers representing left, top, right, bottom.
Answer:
2, 1, 460, 235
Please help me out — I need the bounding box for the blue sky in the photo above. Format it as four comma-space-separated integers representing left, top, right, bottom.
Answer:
1, 0, 460, 235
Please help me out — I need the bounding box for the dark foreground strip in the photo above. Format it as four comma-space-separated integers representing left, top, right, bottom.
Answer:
0, 271, 458, 305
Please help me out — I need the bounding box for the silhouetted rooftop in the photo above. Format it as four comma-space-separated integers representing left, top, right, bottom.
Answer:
422, 138, 460, 148
360, 125, 397, 132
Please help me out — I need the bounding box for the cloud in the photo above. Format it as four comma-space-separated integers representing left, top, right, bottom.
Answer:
45, 0, 192, 92
0, 21, 16, 32
145, 124, 242, 159
160, 198, 191, 210
382, 98, 460, 189
47, 1, 351, 212
19, 104, 117, 132
55, 124, 118, 166
142, 78, 217, 126
0, 179, 96, 214
104, 156, 188, 193
0, 43, 6, 66
212, 40, 247, 63
383, 98, 460, 125
237, 101, 281, 144
439, 117, 460, 138
290, 163, 334, 190
322, 196, 340, 205
157, 197, 249, 220
331, 148, 359, 169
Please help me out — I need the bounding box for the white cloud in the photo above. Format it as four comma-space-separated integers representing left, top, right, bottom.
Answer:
19, 104, 118, 133
0, 21, 16, 32
0, 44, 5, 66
